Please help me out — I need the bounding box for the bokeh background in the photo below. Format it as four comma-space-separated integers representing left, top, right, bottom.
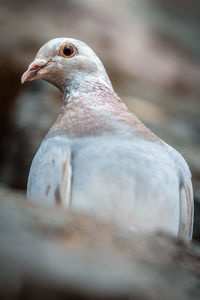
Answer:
0, 0, 199, 239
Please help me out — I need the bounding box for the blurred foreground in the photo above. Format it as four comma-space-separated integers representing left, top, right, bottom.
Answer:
0, 185, 200, 300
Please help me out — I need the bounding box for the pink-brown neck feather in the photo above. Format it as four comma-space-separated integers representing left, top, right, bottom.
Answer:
47, 81, 161, 143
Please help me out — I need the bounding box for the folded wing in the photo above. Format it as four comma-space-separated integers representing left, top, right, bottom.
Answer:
179, 182, 194, 240
27, 136, 72, 207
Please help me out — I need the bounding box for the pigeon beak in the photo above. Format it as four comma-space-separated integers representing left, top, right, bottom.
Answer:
21, 59, 49, 84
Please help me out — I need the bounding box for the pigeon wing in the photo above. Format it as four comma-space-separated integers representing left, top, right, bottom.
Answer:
179, 181, 194, 240
166, 144, 194, 240
27, 136, 72, 207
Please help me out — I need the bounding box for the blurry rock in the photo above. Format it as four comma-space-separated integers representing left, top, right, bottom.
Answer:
0, 184, 200, 300
193, 180, 200, 242
193, 199, 200, 242
0, 82, 60, 189
147, 0, 200, 59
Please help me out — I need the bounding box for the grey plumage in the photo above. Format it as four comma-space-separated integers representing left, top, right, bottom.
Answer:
22, 38, 194, 239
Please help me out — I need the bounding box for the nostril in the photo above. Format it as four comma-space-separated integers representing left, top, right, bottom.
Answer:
29, 65, 41, 71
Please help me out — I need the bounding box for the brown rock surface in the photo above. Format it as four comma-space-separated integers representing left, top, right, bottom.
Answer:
0, 185, 200, 300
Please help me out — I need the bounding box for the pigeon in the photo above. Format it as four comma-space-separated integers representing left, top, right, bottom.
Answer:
21, 38, 194, 239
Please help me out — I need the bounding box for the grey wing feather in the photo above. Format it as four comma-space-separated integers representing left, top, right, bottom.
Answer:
27, 136, 72, 207
179, 181, 194, 240
166, 143, 194, 240
175, 151, 194, 240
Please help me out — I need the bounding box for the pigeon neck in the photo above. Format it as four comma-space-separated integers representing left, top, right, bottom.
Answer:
62, 77, 114, 102
47, 79, 162, 142
47, 79, 131, 138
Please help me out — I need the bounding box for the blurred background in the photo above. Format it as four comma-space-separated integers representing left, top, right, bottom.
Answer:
0, 0, 199, 240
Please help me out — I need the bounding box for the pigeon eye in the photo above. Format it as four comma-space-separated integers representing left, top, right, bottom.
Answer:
59, 43, 77, 58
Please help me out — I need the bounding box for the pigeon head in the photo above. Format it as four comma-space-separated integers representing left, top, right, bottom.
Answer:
21, 38, 112, 92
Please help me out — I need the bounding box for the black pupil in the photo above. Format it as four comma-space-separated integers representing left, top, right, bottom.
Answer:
63, 45, 74, 56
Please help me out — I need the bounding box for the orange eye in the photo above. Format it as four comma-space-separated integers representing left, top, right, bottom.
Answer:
59, 43, 77, 58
